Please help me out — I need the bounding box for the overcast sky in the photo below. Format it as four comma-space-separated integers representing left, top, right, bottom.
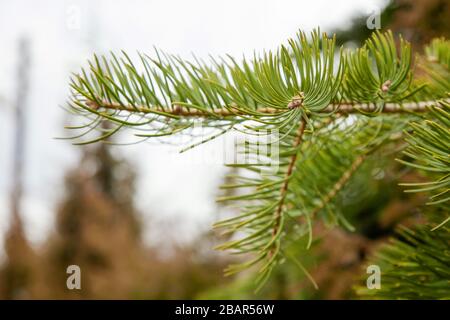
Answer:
0, 0, 388, 253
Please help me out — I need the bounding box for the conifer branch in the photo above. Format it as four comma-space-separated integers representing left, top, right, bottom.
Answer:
62, 28, 450, 292
398, 100, 450, 215
308, 154, 366, 218
356, 211, 450, 299
271, 118, 307, 254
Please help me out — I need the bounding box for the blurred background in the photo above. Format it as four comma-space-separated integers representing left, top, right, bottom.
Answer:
0, 0, 448, 299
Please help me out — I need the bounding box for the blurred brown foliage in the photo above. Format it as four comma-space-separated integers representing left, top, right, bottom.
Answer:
0, 142, 229, 299
335, 0, 450, 48
390, 0, 450, 46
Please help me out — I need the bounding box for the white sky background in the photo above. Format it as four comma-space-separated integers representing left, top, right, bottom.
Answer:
0, 0, 388, 253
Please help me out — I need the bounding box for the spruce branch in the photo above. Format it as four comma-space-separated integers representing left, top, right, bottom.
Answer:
356, 210, 450, 299
397, 100, 450, 226
415, 38, 450, 100
308, 154, 366, 219
62, 28, 450, 291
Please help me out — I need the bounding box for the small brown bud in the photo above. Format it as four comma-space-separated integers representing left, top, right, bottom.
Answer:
86, 100, 100, 110
173, 105, 182, 115
381, 80, 392, 92
287, 92, 305, 109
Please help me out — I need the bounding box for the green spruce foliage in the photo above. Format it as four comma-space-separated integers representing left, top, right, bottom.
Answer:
64, 29, 449, 297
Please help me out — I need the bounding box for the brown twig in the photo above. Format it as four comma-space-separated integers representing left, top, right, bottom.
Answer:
269, 118, 307, 256
85, 99, 444, 118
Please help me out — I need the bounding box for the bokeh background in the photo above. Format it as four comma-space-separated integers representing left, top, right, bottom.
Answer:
0, 0, 448, 299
